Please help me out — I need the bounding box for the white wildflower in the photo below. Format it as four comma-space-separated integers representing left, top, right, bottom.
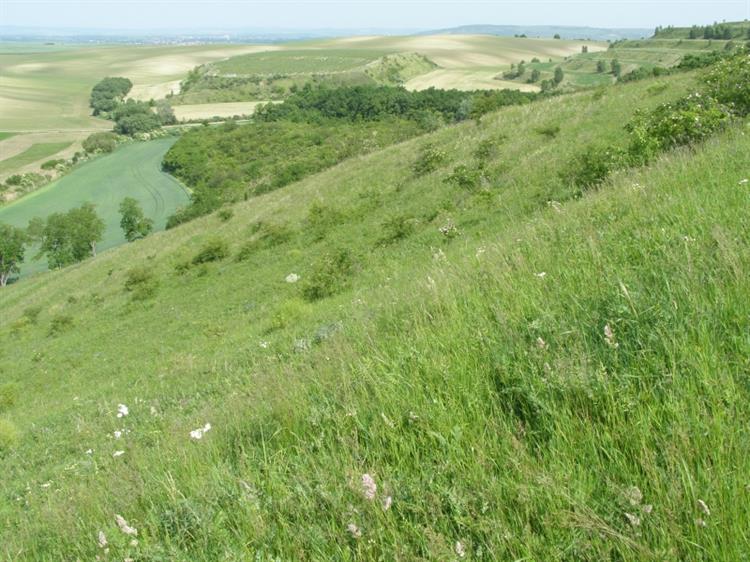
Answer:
642, 504, 653, 514
536, 337, 548, 351
259, 341, 269, 349
115, 514, 138, 536
535, 271, 547, 278
347, 522, 362, 539
432, 247, 447, 261
190, 423, 212, 440
361, 473, 377, 500
624, 512, 641, 527
113, 430, 122, 439
739, 178, 748, 185
382, 495, 392, 511
285, 273, 300, 283
113, 450, 125, 458
475, 246, 486, 259
695, 518, 708, 528
604, 323, 619, 348
455, 541, 466, 558
41, 482, 51, 488
85, 449, 93, 455
129, 539, 139, 547
625, 485, 643, 506
116, 404, 129, 418
150, 405, 158, 415
97, 531, 107, 548
381, 412, 395, 429
697, 499, 710, 516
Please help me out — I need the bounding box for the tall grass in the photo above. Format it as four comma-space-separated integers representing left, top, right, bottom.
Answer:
1, 70, 748, 559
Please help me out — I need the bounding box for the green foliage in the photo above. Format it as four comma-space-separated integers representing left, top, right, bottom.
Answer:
113, 101, 162, 136
703, 51, 750, 115
119, 197, 153, 242
82, 131, 118, 153
48, 313, 73, 336
412, 144, 448, 176
626, 93, 733, 163
124, 265, 158, 300
33, 203, 105, 269
0, 383, 19, 413
89, 76, 132, 115
40, 159, 65, 170
611, 58, 622, 77
535, 123, 561, 138
561, 145, 628, 191
444, 165, 484, 190
301, 248, 355, 301
529, 68, 541, 83
0, 223, 27, 287
377, 214, 416, 245
192, 238, 229, 265
596, 60, 607, 73
216, 208, 234, 222
553, 67, 564, 84
305, 203, 344, 242
0, 419, 19, 453
236, 222, 293, 261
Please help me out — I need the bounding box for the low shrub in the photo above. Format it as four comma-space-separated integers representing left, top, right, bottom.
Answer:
626, 93, 733, 164
305, 203, 344, 242
561, 145, 628, 191
40, 159, 65, 170
535, 123, 561, 138
217, 208, 234, 222
23, 306, 42, 324
236, 222, 293, 261
0, 383, 19, 413
124, 266, 159, 300
377, 214, 416, 246
301, 248, 355, 301
192, 238, 229, 265
703, 50, 750, 115
444, 165, 484, 190
0, 419, 20, 453
413, 145, 448, 176
82, 132, 118, 154
48, 314, 73, 337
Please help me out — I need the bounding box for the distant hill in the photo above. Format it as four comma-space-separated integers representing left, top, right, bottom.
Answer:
419, 24, 651, 41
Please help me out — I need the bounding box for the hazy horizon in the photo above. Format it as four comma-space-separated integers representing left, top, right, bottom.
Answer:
1, 1, 748, 32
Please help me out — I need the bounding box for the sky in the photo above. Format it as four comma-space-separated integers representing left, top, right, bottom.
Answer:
1, 0, 748, 32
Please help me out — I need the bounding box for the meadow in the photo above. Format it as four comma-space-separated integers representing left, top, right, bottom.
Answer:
0, 137, 188, 276
2, 59, 749, 559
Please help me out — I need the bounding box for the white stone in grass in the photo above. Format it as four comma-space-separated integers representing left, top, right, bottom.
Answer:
285, 273, 300, 283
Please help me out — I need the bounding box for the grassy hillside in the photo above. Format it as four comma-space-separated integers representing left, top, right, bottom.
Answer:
654, 21, 750, 39
502, 37, 736, 89
3, 65, 749, 560
0, 137, 188, 277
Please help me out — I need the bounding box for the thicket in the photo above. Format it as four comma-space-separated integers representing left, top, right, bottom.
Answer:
563, 49, 748, 192
89, 77, 132, 115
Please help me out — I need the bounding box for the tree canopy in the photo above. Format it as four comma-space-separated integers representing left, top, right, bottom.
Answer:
0, 223, 27, 287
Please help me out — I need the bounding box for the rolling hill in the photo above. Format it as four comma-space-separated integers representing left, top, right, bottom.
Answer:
1, 53, 749, 560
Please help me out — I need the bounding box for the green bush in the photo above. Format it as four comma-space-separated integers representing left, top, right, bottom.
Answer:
40, 159, 65, 170
301, 248, 355, 301
0, 383, 19, 413
0, 419, 19, 453
82, 132, 117, 154
192, 238, 229, 265
535, 124, 561, 138
444, 165, 484, 190
626, 93, 733, 164
124, 266, 159, 300
23, 306, 42, 324
305, 203, 344, 242
217, 208, 234, 222
48, 314, 73, 337
413, 145, 448, 176
703, 51, 750, 115
561, 145, 627, 191
377, 214, 416, 245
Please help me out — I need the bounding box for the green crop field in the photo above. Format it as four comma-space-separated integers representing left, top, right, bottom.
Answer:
0, 141, 72, 175
0, 137, 188, 277
2, 48, 750, 560
0, 132, 17, 141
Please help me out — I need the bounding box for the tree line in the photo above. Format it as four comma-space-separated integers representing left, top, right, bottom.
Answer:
89, 77, 177, 137
0, 199, 153, 286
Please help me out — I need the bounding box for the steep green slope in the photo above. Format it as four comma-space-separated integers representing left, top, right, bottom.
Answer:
1, 71, 749, 560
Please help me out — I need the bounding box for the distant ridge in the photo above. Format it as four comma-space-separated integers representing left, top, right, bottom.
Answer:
419, 24, 652, 41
